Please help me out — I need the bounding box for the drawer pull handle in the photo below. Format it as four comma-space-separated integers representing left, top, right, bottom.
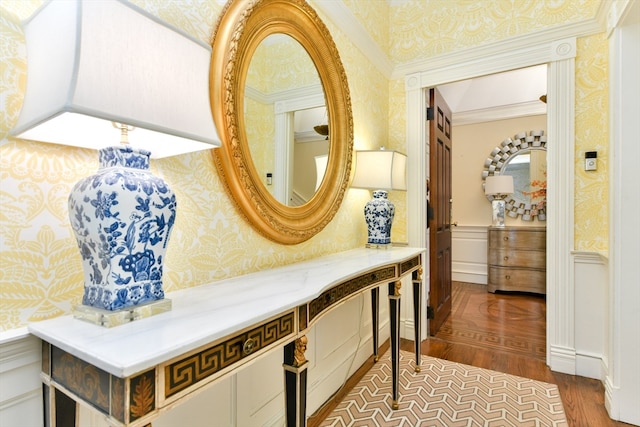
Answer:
243, 338, 256, 355
503, 256, 509, 261
503, 236, 509, 241
505, 275, 511, 280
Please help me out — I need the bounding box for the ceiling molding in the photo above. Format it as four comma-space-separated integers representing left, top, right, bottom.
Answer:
313, 0, 608, 83
295, 130, 328, 143
245, 84, 324, 109
310, 0, 394, 78
453, 101, 547, 126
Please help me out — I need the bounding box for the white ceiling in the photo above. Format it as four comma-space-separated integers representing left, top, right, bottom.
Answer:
437, 64, 548, 116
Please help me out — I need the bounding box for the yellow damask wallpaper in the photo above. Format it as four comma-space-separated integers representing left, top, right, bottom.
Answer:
574, 33, 609, 252
388, 0, 601, 62
342, 0, 390, 55
0, 0, 609, 332
0, 1, 378, 332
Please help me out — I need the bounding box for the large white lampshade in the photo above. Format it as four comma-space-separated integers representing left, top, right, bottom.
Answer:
484, 175, 514, 196
352, 149, 407, 247
10, 0, 220, 157
351, 150, 407, 191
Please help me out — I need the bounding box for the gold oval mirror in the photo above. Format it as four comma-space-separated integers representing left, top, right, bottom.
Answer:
210, 0, 353, 244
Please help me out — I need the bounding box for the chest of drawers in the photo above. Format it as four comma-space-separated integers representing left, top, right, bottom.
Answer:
487, 226, 546, 294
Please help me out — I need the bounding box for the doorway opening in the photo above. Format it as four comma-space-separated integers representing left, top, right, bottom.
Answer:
426, 64, 548, 346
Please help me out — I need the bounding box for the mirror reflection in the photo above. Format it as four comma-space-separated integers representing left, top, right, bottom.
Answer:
245, 34, 328, 206
210, 0, 353, 244
501, 148, 546, 208
482, 130, 547, 221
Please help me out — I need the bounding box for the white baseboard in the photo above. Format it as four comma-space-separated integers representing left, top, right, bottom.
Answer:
452, 270, 487, 284
576, 351, 605, 380
549, 344, 576, 375
604, 375, 618, 420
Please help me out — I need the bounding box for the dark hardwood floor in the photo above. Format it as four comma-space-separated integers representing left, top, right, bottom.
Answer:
309, 281, 633, 427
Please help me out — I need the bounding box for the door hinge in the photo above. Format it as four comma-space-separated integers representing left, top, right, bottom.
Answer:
427, 306, 435, 319
426, 107, 434, 121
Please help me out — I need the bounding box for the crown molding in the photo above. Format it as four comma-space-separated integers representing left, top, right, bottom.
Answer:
310, 0, 394, 78
453, 101, 546, 126
313, 0, 608, 83
245, 84, 324, 109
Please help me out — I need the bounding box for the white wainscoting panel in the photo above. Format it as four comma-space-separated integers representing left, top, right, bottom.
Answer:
307, 284, 389, 415
0, 330, 43, 427
452, 225, 489, 285
573, 251, 608, 381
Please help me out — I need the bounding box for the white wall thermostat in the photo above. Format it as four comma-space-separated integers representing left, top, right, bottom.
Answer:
585, 151, 597, 171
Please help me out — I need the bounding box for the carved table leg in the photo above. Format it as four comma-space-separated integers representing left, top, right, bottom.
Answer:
388, 280, 401, 410
412, 267, 423, 372
371, 287, 380, 362
284, 336, 308, 427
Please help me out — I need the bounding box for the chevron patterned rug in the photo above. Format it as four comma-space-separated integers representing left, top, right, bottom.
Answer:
320, 350, 568, 427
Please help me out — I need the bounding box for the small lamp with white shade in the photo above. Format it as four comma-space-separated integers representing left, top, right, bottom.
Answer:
10, 0, 221, 325
484, 175, 514, 227
351, 149, 407, 247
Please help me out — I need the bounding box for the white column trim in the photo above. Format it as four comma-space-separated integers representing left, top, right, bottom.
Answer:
546, 38, 577, 374
405, 72, 428, 342
606, 0, 640, 422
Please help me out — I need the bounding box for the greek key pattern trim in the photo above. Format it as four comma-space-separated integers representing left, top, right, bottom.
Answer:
400, 255, 421, 276
164, 311, 295, 398
309, 266, 396, 322
298, 305, 308, 331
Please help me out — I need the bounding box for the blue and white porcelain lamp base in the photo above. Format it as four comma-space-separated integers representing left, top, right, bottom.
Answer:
364, 190, 395, 248
68, 146, 176, 327
491, 198, 506, 227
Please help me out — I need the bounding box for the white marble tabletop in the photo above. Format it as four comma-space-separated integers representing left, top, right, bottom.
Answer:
28, 246, 425, 378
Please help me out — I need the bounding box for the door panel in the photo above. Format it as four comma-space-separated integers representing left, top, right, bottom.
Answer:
429, 88, 453, 336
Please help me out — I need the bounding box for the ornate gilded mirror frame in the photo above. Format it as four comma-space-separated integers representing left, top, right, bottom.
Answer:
482, 130, 547, 221
210, 0, 353, 244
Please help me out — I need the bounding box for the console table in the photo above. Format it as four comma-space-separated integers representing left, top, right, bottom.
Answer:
28, 247, 425, 427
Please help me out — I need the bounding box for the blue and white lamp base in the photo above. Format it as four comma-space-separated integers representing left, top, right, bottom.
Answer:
364, 190, 395, 248
491, 199, 506, 227
68, 145, 176, 326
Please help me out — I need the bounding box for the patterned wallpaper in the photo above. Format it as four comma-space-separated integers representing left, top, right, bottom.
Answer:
0, 1, 374, 332
574, 33, 609, 252
388, 0, 601, 62
342, 0, 390, 55
0, 0, 609, 332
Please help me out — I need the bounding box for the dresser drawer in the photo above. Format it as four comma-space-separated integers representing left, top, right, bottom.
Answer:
488, 248, 546, 269
488, 267, 546, 294
488, 228, 546, 250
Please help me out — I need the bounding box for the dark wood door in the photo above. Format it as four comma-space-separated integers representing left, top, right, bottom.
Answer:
428, 87, 453, 336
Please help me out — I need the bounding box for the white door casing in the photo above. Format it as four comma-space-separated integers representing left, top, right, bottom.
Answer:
405, 37, 578, 374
